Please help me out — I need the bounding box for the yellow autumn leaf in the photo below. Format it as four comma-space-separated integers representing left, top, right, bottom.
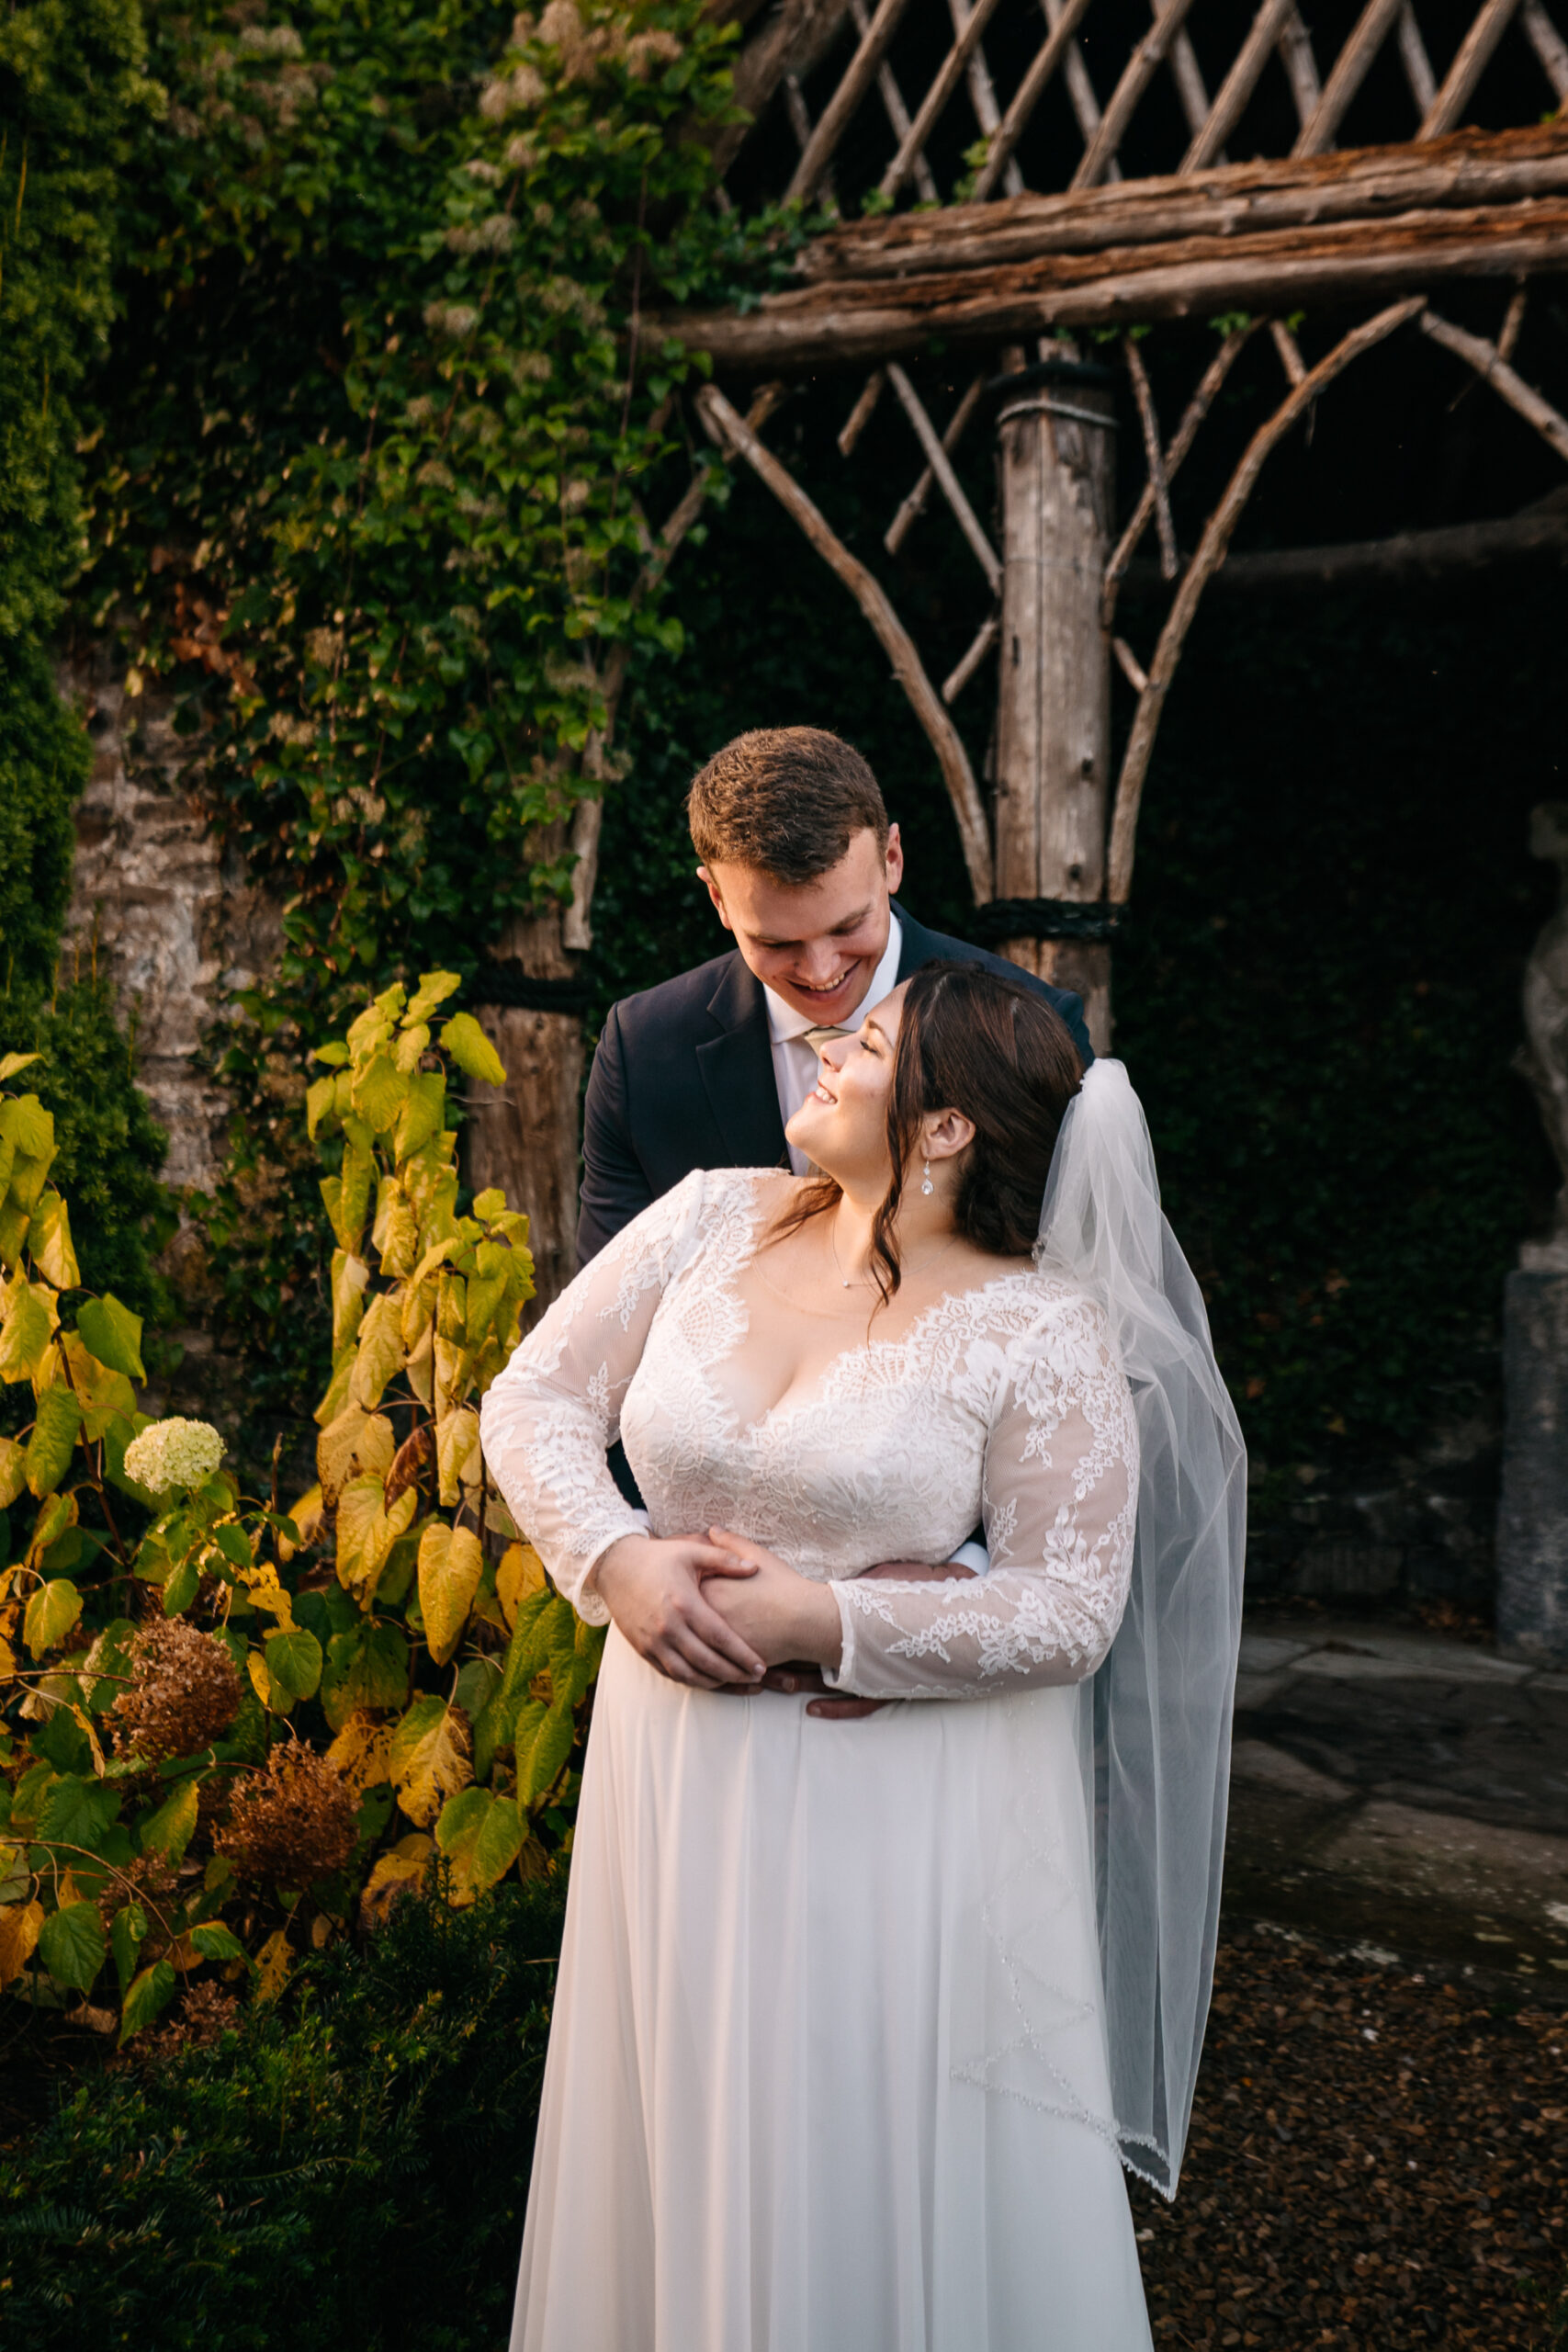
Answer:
434, 1406, 480, 1507
325, 1710, 396, 1798
0, 1434, 25, 1508
317, 1405, 395, 1508
497, 1542, 547, 1630
0, 1630, 17, 1684
433, 1333, 469, 1419
0, 1270, 58, 1385
373, 1179, 420, 1278
330, 1248, 370, 1354
247, 1652, 274, 1709
254, 1926, 293, 2005
350, 1293, 405, 1411
390, 1694, 472, 1826
417, 1520, 485, 1665
240, 1565, 297, 1634
0, 1898, 44, 1988
335, 1474, 416, 1604
358, 1833, 434, 1931
28, 1191, 79, 1290
276, 1483, 322, 1565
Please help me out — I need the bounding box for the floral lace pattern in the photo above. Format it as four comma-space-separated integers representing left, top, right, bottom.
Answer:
479, 1168, 1138, 1694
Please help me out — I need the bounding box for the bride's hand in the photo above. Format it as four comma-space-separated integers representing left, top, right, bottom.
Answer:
701, 1528, 843, 1675
592, 1534, 767, 1690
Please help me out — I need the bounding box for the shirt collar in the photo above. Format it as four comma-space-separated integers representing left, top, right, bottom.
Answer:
762, 911, 903, 1045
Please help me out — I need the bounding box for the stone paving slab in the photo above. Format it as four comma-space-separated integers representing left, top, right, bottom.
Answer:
1226, 1611, 1568, 1990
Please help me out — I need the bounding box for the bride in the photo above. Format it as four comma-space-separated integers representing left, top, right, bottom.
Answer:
480, 960, 1246, 2352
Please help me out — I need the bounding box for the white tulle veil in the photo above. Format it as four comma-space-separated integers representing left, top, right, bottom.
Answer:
955, 1057, 1246, 2199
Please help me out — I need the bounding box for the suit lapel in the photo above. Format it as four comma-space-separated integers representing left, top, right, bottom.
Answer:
695, 956, 789, 1168
893, 899, 940, 979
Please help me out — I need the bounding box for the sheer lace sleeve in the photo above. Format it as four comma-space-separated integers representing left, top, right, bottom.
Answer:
479, 1170, 708, 1622
826, 1288, 1138, 1701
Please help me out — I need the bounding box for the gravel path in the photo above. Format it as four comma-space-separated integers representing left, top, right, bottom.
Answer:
1130, 1918, 1567, 2349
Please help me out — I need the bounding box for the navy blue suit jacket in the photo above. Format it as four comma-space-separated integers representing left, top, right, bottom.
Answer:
577, 902, 1092, 1266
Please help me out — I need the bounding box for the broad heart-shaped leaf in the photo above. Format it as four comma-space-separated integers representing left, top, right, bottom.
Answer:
321, 1620, 411, 1732
350, 1293, 405, 1412
417, 1519, 484, 1665
0, 1271, 57, 1384
496, 1542, 547, 1630
325, 1709, 396, 1797
0, 1092, 54, 1166
25, 1385, 81, 1498
406, 970, 462, 1026
434, 1786, 525, 1906
359, 1838, 434, 1932
119, 1958, 178, 2045
37, 1772, 120, 1853
351, 1051, 409, 1138
306, 1073, 338, 1142
265, 1627, 323, 1702
0, 1051, 42, 1082
394, 1069, 446, 1160
438, 1012, 505, 1087
74, 1293, 145, 1383
23, 1577, 82, 1659
190, 1921, 247, 1965
434, 1407, 480, 1508
518, 1690, 577, 1809
389, 1693, 472, 1828
335, 1475, 416, 1605
28, 1190, 79, 1291
38, 1900, 107, 1993
317, 1404, 394, 1509
0, 1897, 44, 1987
137, 1774, 200, 1867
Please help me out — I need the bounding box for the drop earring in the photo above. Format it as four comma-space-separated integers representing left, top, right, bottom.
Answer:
921, 1159, 934, 1196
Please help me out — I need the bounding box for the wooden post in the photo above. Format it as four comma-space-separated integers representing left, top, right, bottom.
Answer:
467, 871, 585, 1321
992, 356, 1117, 1053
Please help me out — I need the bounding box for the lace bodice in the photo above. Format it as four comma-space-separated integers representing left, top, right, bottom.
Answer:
479, 1169, 1138, 1701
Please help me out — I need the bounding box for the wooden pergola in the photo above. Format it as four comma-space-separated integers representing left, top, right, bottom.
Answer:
471, 0, 1568, 1302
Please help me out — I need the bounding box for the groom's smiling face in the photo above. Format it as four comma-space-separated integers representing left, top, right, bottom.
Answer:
700, 824, 904, 1029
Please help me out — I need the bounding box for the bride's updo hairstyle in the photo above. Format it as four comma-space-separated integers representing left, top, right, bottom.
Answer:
872, 962, 1083, 1299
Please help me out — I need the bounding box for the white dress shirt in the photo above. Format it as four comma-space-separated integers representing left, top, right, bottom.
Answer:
762, 913, 904, 1178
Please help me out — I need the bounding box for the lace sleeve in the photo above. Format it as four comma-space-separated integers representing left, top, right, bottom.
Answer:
826, 1289, 1139, 1701
478, 1169, 707, 1622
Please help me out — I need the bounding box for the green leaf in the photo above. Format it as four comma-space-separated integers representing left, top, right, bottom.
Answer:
25, 1385, 81, 1497
190, 1921, 247, 1965
265, 1627, 323, 1702
23, 1577, 82, 1659
405, 971, 462, 1025
28, 1192, 79, 1291
351, 1051, 409, 1136
0, 1094, 53, 1164
110, 1901, 149, 1993
306, 1074, 339, 1140
162, 1554, 201, 1617
119, 1958, 178, 2044
37, 1772, 120, 1852
518, 1690, 576, 1809
0, 1052, 42, 1082
0, 1275, 54, 1384
438, 1012, 505, 1087
39, 1901, 107, 1993
311, 1040, 350, 1068
137, 1775, 200, 1867
75, 1295, 146, 1383
434, 1784, 525, 1904
321, 1620, 410, 1731
213, 1521, 254, 1571
393, 1069, 446, 1160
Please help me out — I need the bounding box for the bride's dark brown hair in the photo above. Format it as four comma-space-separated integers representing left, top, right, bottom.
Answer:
775, 961, 1084, 1306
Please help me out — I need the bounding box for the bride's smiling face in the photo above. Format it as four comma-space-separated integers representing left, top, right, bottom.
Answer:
785, 984, 906, 1186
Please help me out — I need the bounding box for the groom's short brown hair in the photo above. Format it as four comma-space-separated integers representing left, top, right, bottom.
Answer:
687, 728, 889, 885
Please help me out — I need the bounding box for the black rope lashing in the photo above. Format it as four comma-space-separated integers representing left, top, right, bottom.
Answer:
467, 965, 598, 1014
970, 898, 1124, 946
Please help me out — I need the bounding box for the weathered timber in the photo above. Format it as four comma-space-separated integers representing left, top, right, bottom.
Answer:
1181, 0, 1297, 173
695, 383, 995, 901
1420, 306, 1568, 461
652, 199, 1568, 371
993, 375, 1116, 1051
714, 0, 853, 175
1419, 0, 1525, 137
1072, 0, 1202, 190
886, 362, 1001, 588
787, 0, 917, 200
796, 126, 1568, 281
968, 0, 1097, 200
1101, 322, 1260, 626
885, 369, 987, 554
1106, 296, 1425, 903
468, 905, 584, 1318
1294, 0, 1406, 156
1120, 486, 1568, 587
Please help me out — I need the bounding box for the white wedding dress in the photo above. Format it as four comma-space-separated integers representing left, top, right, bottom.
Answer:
480, 1165, 1156, 2352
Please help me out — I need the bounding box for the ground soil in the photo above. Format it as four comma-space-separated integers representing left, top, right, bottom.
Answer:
1131, 1917, 1568, 2349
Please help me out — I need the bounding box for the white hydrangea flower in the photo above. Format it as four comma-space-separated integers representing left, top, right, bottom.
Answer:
123, 1416, 225, 1494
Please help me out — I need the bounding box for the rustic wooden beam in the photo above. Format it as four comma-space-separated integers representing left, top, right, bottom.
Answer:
1123, 335, 1179, 576
795, 125, 1568, 281
1419, 305, 1568, 460
694, 385, 995, 900
1396, 2, 1438, 112
1294, 0, 1406, 156
969, 0, 1098, 202
886, 363, 1002, 588
1419, 0, 1525, 137
953, 0, 1027, 199
1106, 298, 1426, 903
715, 0, 854, 177
1071, 0, 1202, 190
787, 0, 917, 201
1102, 322, 1261, 626
1523, 0, 1568, 95
1277, 6, 1325, 128
654, 198, 1568, 370
942, 614, 998, 702
877, 0, 1008, 201
885, 369, 987, 553
838, 368, 886, 454
1181, 0, 1298, 173
1123, 487, 1568, 587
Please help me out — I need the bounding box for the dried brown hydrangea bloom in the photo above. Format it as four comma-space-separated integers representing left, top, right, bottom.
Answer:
137, 1980, 243, 2066
113, 1620, 243, 1763
218, 1740, 356, 1885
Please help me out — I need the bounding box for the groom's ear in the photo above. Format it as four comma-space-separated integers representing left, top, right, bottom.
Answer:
697, 864, 735, 933
884, 823, 905, 895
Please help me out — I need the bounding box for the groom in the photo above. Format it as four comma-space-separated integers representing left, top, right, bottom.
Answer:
578, 726, 1092, 1264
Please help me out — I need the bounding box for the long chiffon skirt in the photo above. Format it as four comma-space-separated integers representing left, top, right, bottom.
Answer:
513, 1628, 1154, 2352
